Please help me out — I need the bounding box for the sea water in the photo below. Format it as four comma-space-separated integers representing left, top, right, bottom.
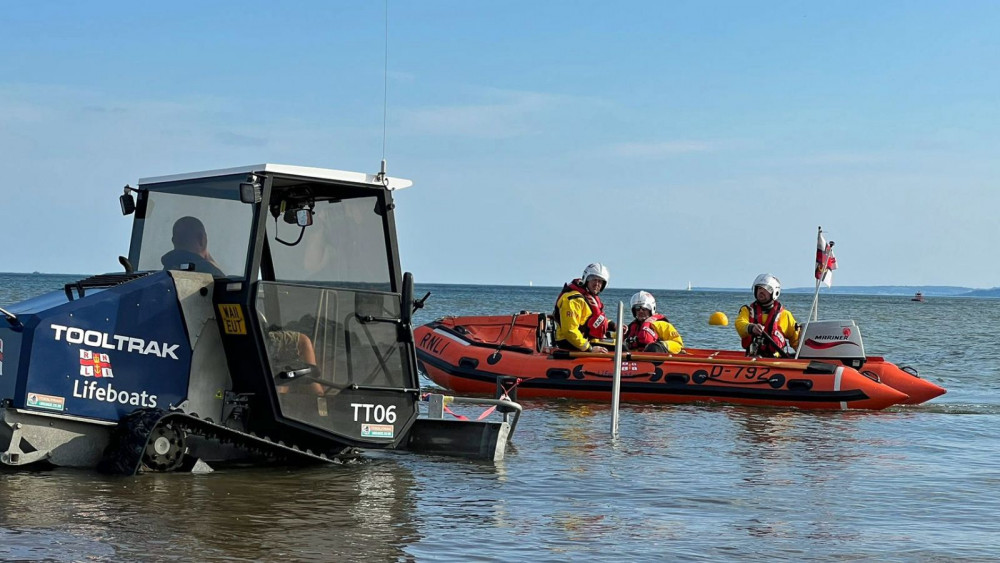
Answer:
1, 274, 998, 561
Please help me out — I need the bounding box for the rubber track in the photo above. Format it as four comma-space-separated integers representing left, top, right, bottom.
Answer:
98, 407, 347, 475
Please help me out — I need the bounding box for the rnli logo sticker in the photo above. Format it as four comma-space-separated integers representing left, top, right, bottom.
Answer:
79, 349, 114, 378
361, 423, 394, 438
27, 392, 65, 412
218, 305, 247, 335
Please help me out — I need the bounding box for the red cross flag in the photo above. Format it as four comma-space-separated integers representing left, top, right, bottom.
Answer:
814, 230, 837, 288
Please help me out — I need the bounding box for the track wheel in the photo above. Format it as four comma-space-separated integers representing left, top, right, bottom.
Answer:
142, 422, 187, 472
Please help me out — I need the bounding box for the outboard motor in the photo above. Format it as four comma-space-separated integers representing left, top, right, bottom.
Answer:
796, 320, 867, 369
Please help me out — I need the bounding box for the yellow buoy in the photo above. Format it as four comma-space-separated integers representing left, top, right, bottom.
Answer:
709, 311, 729, 326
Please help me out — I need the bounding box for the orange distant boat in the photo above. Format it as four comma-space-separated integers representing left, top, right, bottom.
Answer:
415, 314, 944, 411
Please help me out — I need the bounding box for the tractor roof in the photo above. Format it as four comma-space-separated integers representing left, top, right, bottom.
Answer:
139, 163, 413, 191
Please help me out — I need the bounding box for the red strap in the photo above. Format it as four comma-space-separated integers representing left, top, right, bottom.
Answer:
426, 378, 525, 421
443, 405, 469, 421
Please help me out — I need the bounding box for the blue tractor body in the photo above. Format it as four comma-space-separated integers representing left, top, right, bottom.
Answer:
6, 274, 190, 422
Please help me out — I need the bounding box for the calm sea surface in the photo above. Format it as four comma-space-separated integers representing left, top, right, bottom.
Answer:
1, 274, 998, 561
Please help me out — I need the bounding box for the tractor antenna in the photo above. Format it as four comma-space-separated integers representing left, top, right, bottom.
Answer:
378, 0, 390, 186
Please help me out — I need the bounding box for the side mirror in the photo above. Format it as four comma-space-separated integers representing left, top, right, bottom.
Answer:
401, 272, 430, 326
401, 272, 414, 326
120, 185, 136, 215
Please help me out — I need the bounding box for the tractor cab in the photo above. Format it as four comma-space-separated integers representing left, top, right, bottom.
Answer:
127, 163, 482, 453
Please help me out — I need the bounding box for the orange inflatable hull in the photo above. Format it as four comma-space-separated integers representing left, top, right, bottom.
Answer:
676, 349, 946, 405
855, 356, 946, 404
415, 314, 912, 411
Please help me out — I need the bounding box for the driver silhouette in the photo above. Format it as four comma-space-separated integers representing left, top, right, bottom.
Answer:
161, 216, 225, 277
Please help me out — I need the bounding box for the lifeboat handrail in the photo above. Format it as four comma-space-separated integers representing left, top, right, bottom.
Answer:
554, 349, 834, 371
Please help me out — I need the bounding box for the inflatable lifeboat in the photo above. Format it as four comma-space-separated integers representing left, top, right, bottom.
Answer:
415, 313, 945, 411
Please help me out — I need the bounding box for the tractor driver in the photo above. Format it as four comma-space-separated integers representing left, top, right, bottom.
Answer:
161, 216, 226, 277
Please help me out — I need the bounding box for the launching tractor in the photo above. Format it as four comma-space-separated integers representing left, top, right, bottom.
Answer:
0, 164, 520, 473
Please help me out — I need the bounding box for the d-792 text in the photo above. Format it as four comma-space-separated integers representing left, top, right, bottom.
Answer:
709, 365, 772, 380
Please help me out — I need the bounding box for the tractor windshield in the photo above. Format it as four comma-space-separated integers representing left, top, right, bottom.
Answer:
265, 195, 392, 291
132, 175, 254, 278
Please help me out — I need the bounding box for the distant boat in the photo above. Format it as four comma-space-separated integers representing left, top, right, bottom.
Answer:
911, 292, 925, 302
687, 281, 692, 291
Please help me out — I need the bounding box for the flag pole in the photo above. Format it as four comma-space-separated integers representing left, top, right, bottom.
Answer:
809, 226, 824, 322
610, 302, 624, 437
810, 279, 821, 321
797, 226, 823, 358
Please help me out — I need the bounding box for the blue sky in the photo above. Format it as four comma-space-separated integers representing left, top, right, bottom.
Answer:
3, 1, 999, 289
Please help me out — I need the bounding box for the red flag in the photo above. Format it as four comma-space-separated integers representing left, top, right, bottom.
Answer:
814, 231, 828, 280
821, 242, 836, 287
814, 230, 837, 287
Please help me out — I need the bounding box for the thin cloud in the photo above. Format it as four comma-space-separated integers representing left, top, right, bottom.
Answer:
214, 130, 268, 147
397, 103, 536, 138
396, 88, 599, 139
0, 84, 227, 127
793, 152, 886, 165
610, 140, 714, 158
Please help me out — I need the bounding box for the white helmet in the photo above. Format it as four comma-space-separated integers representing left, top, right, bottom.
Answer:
629, 291, 656, 315
752, 273, 781, 300
581, 263, 610, 289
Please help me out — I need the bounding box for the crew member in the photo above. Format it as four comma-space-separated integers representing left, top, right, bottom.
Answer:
624, 291, 683, 354
735, 273, 800, 357
553, 263, 611, 353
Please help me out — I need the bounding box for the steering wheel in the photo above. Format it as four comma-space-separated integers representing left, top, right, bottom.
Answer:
275, 365, 336, 394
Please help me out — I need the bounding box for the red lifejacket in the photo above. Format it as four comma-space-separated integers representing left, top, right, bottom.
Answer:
741, 301, 787, 355
554, 279, 609, 339
625, 314, 666, 349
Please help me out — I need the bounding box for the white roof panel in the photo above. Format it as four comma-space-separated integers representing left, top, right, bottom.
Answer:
139, 163, 413, 190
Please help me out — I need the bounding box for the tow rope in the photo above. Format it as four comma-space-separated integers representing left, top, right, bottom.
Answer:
474, 377, 525, 420
422, 376, 526, 421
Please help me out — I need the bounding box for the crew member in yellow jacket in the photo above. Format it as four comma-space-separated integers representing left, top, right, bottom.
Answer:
553, 263, 611, 353
735, 273, 800, 357
624, 291, 684, 354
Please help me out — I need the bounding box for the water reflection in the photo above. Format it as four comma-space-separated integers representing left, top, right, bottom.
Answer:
1, 460, 420, 561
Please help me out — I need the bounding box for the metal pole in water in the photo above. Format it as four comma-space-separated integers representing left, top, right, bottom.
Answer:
611, 301, 624, 436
